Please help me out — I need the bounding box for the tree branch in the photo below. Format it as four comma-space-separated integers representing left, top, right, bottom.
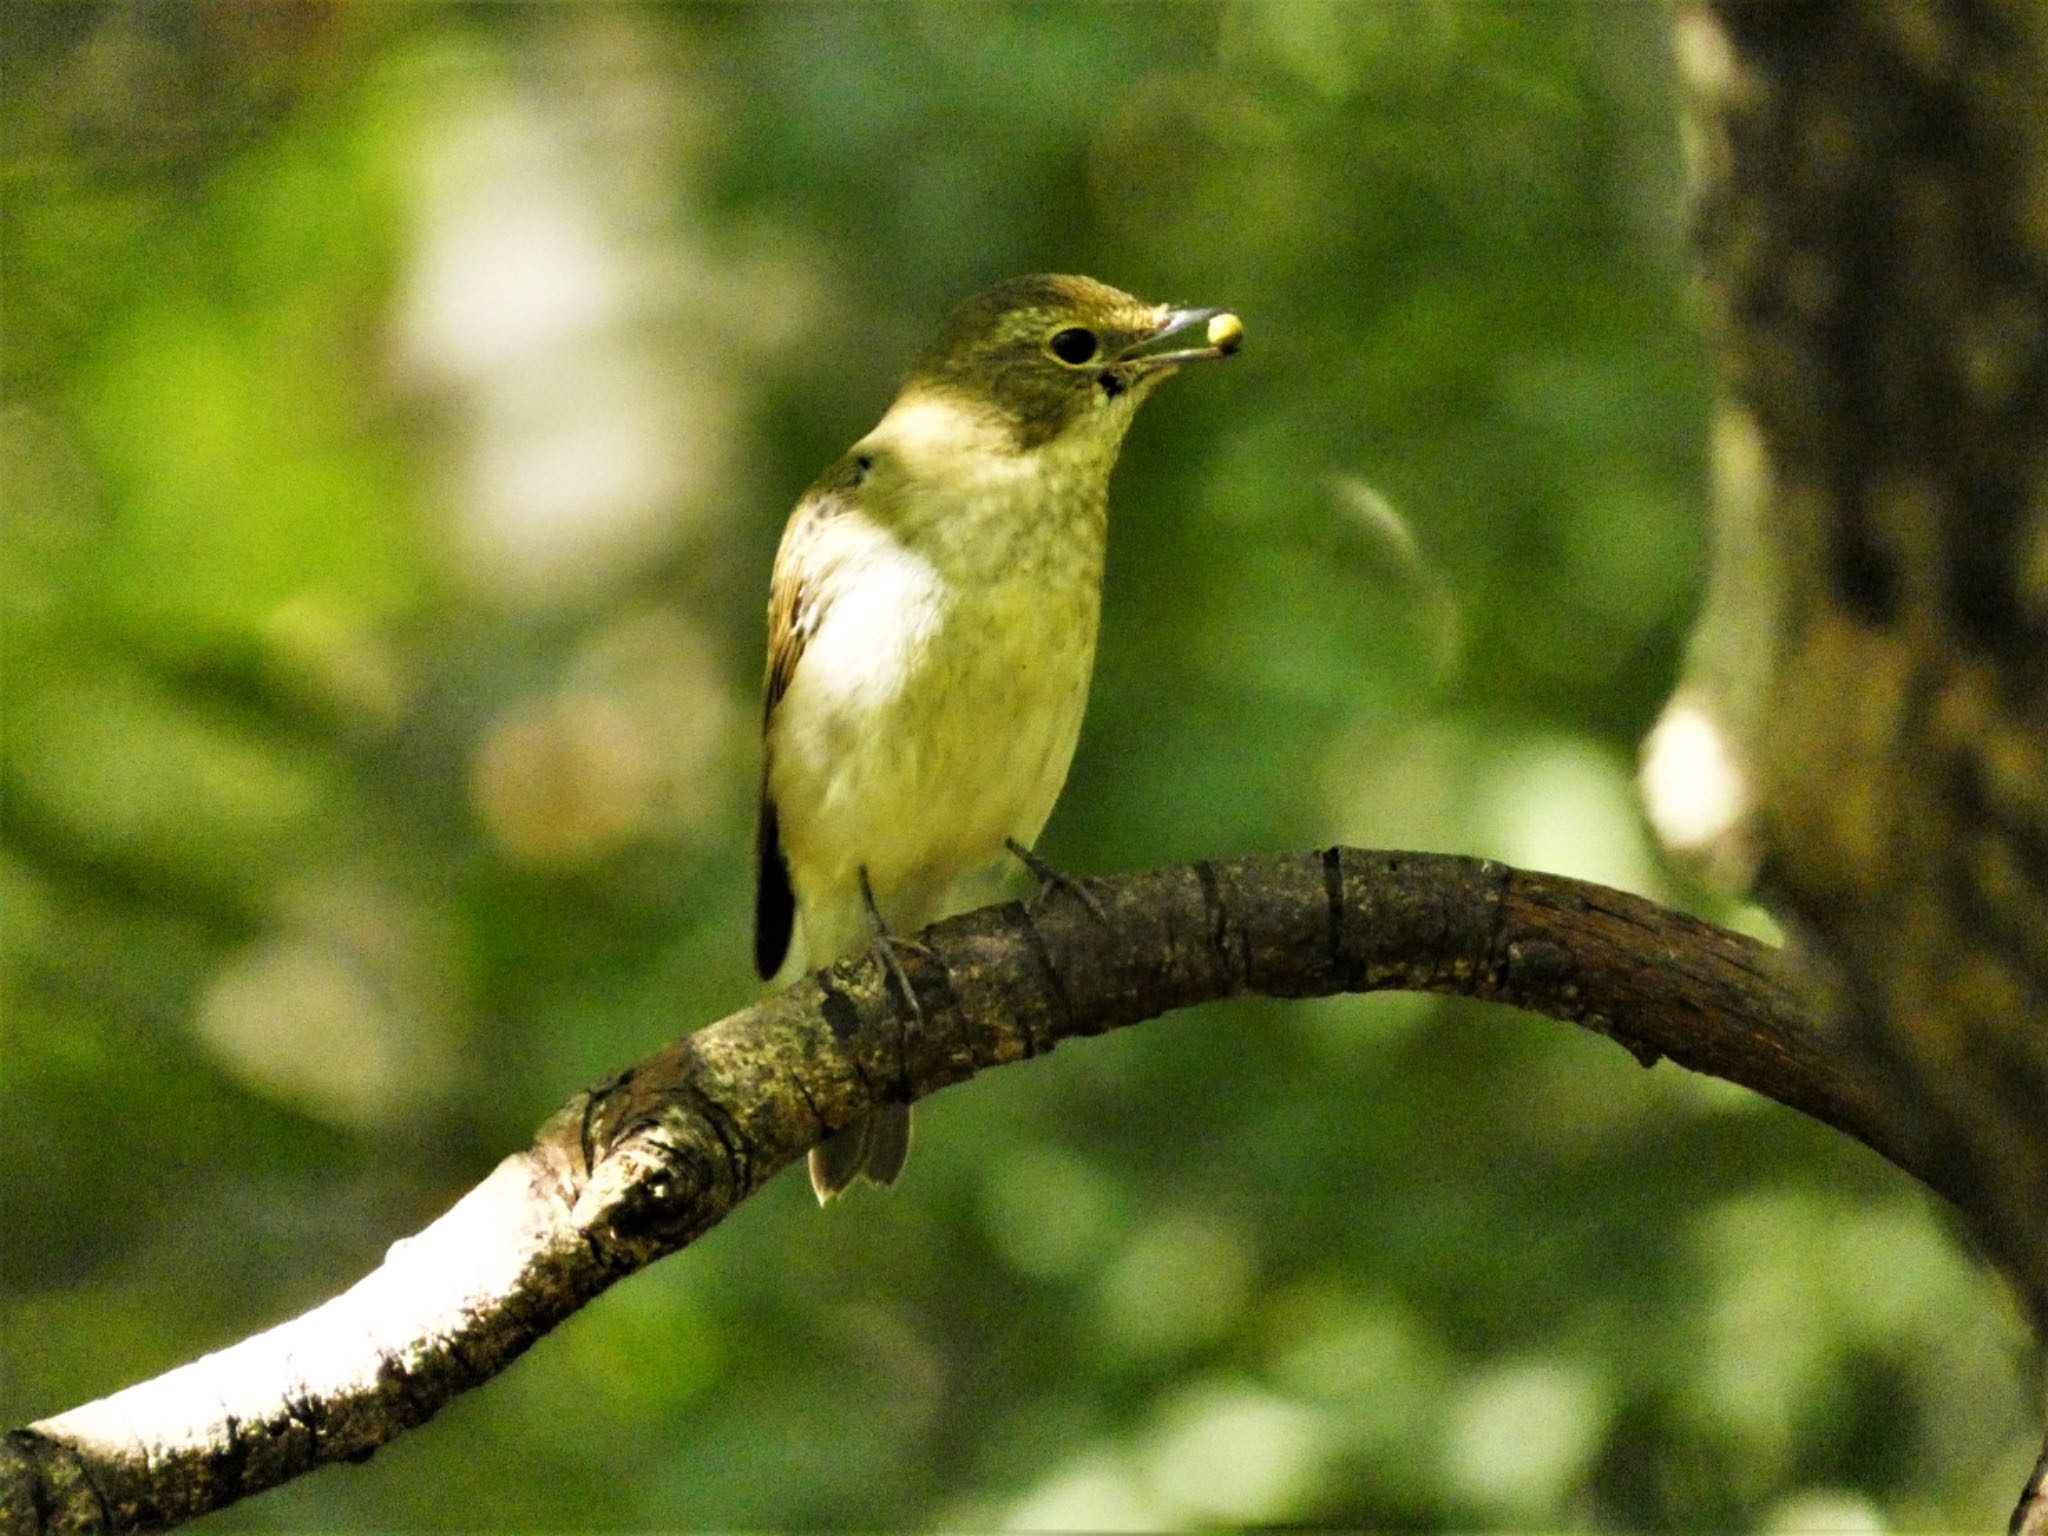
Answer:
0, 850, 1929, 1532
2015, 1438, 2048, 1536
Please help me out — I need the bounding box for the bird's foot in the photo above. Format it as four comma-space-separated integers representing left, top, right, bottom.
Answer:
1006, 838, 1107, 923
865, 931, 936, 1022
859, 868, 935, 1021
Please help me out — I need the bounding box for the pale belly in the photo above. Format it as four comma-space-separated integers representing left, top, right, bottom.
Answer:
770, 561, 1098, 946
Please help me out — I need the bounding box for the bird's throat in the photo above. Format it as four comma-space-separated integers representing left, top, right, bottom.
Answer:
865, 387, 1116, 581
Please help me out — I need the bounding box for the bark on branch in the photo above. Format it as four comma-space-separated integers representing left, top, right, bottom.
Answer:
0, 850, 1941, 1532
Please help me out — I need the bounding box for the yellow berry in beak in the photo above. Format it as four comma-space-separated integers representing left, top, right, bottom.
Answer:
1207, 312, 1244, 354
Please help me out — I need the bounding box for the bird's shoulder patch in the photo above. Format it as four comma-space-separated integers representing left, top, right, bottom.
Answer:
763, 447, 906, 716
757, 465, 869, 979
764, 491, 836, 719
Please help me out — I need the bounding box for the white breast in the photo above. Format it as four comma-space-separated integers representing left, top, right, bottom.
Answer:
787, 525, 947, 720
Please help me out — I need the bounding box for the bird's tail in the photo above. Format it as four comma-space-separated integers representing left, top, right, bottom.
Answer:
809, 1104, 913, 1203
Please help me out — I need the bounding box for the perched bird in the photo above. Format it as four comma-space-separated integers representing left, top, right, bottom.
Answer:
754, 273, 1242, 1202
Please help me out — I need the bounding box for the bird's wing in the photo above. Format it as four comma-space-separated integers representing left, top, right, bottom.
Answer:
754, 456, 867, 979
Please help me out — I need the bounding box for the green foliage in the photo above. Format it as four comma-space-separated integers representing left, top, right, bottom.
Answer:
2, 3, 2034, 1528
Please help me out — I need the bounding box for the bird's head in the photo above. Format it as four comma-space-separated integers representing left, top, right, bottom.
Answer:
903, 274, 1241, 452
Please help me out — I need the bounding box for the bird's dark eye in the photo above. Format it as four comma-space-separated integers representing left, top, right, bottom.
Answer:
1047, 327, 1099, 365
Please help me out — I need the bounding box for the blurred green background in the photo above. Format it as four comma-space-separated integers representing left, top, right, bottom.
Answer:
3, 3, 2038, 1529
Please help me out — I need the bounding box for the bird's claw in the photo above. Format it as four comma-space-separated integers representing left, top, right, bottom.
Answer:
859, 868, 934, 1022
865, 932, 936, 1022
1005, 838, 1107, 923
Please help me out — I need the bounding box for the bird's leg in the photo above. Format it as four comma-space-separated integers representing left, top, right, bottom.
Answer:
859, 867, 936, 1021
1005, 838, 1107, 922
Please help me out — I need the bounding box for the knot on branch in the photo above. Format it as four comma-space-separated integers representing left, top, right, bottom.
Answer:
571, 1042, 754, 1258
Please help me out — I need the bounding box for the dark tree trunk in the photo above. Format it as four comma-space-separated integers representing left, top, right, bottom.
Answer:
1667, 0, 2048, 1325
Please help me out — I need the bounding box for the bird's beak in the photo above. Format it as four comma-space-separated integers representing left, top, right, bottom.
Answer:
1116, 306, 1245, 369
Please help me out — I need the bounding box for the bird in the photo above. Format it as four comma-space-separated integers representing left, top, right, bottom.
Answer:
753, 273, 1242, 1203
